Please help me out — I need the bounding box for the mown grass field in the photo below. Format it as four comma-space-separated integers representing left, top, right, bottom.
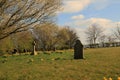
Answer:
0, 47, 120, 80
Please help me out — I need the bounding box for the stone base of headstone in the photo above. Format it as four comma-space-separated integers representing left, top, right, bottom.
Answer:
74, 55, 83, 59
31, 51, 37, 55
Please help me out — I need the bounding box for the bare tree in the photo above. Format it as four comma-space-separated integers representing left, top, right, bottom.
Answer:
85, 23, 104, 47
98, 35, 107, 47
58, 26, 78, 49
34, 23, 59, 51
15, 31, 33, 52
107, 35, 116, 43
0, 0, 61, 40
99, 35, 106, 42
113, 24, 120, 41
33, 25, 78, 50
63, 26, 78, 49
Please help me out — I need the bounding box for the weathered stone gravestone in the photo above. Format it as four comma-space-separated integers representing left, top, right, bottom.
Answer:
74, 40, 83, 59
31, 40, 37, 55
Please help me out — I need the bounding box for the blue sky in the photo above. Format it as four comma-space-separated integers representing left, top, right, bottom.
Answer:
57, 0, 120, 44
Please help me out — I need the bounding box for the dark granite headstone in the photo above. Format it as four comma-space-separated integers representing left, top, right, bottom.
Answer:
74, 40, 83, 59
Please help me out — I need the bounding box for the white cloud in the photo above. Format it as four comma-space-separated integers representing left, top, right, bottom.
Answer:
74, 28, 86, 44
62, 0, 92, 13
73, 17, 115, 29
70, 15, 114, 29
66, 16, 120, 44
61, 0, 118, 13
88, 18, 114, 34
71, 14, 85, 20
75, 17, 117, 35
59, 0, 120, 44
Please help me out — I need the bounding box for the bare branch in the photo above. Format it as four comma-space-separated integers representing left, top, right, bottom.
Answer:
0, 0, 61, 40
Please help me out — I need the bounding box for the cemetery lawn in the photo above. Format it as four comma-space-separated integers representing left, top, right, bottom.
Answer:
0, 47, 120, 80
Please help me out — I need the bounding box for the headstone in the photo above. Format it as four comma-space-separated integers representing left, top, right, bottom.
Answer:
74, 40, 83, 59
12, 49, 17, 54
23, 49, 26, 53
31, 40, 37, 55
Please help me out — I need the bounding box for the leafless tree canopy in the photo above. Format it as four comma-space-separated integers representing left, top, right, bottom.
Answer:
0, 0, 61, 40
113, 24, 120, 41
85, 24, 104, 45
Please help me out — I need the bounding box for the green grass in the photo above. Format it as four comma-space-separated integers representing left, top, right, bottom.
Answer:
0, 47, 120, 80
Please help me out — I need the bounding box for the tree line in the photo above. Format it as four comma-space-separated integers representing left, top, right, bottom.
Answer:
0, 24, 78, 54
0, 0, 79, 55
0, 0, 62, 54
84, 23, 120, 48
0, 0, 120, 55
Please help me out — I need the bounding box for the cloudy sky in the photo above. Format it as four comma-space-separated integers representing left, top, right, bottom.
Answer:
57, 0, 120, 44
